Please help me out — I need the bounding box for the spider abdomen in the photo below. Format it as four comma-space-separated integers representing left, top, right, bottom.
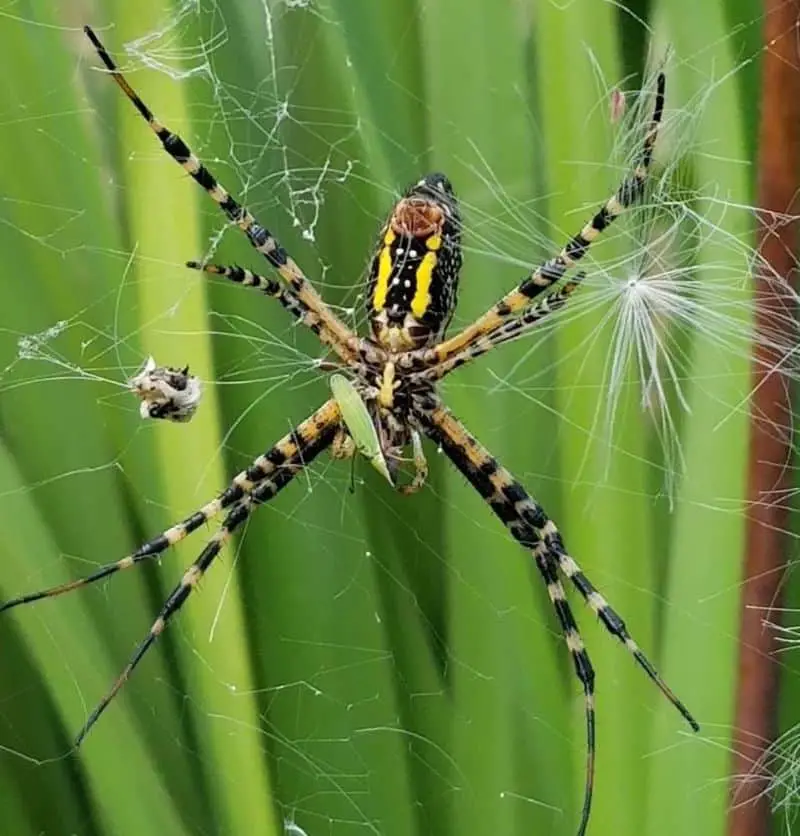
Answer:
367, 173, 462, 351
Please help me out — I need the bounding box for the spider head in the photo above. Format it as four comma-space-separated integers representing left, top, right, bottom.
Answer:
367, 173, 463, 352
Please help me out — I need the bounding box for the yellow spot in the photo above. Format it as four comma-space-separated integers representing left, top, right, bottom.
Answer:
410, 235, 441, 318
581, 222, 601, 242
202, 498, 223, 517
542, 519, 558, 538
606, 195, 623, 216
372, 229, 396, 311
558, 553, 580, 577
210, 185, 228, 203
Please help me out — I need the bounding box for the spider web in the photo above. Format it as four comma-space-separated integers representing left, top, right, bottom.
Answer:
0, 2, 798, 835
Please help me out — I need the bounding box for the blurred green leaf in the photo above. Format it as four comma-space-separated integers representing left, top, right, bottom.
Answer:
0, 3, 768, 836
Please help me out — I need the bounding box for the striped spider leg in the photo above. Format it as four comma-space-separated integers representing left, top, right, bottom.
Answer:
83, 26, 367, 367
414, 396, 699, 836
184, 260, 355, 354
406, 71, 666, 373
1, 400, 342, 744
416, 273, 585, 384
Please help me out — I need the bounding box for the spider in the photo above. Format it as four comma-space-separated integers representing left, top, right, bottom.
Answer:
0, 26, 699, 836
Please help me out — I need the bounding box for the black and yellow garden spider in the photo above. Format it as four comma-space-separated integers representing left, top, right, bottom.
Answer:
0, 26, 699, 836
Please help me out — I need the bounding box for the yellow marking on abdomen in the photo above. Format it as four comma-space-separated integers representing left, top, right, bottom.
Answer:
372, 229, 396, 311
411, 234, 441, 318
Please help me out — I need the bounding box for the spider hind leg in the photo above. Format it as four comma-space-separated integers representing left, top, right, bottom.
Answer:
417, 398, 699, 835
2, 401, 342, 743
544, 529, 700, 731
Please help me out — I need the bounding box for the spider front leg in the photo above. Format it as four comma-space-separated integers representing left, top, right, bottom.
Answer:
408, 72, 665, 371
186, 262, 345, 351
84, 26, 362, 366
417, 274, 584, 384
376, 423, 430, 495
330, 424, 429, 495
1, 400, 341, 742
416, 396, 698, 836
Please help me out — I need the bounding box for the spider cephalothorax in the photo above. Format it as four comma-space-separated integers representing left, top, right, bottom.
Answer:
367, 172, 462, 352
1, 30, 696, 836
332, 343, 438, 492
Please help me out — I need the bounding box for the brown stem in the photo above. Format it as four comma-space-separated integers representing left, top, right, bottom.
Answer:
728, 6, 800, 836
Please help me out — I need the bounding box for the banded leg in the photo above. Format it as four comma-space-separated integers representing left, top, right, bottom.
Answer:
417, 398, 597, 834
534, 542, 596, 836
410, 72, 665, 371
417, 274, 584, 384
0, 400, 342, 614
397, 429, 429, 495
186, 261, 348, 348
417, 398, 698, 727
415, 397, 698, 834
84, 26, 360, 365
74, 406, 340, 745
542, 524, 699, 732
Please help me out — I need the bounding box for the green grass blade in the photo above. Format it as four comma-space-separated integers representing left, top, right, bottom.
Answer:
646, 3, 754, 835
106, 4, 281, 833
532, 7, 660, 834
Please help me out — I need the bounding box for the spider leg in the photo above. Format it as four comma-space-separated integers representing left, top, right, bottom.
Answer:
417, 398, 596, 834
186, 261, 344, 348
84, 26, 361, 365
415, 396, 698, 834
74, 498, 253, 746
72, 403, 340, 745
0, 400, 341, 613
534, 542, 596, 836
398, 429, 428, 495
417, 398, 698, 727
542, 527, 699, 732
410, 73, 664, 371
417, 274, 584, 384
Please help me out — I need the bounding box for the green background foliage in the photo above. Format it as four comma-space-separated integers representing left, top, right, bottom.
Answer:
0, 2, 784, 835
